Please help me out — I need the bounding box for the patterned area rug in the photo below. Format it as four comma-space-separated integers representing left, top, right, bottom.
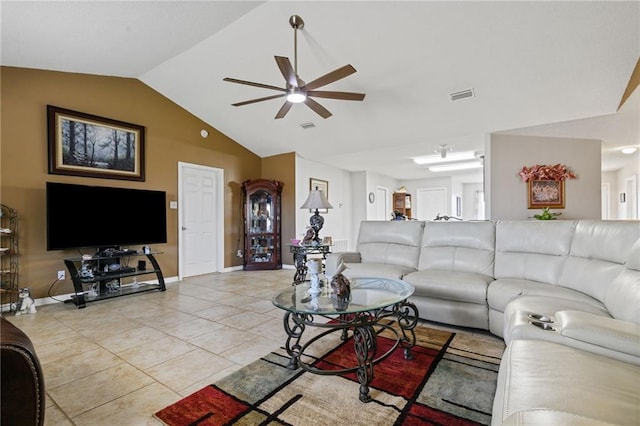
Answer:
155, 322, 504, 426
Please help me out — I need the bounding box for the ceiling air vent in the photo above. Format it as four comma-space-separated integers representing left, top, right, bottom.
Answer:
300, 122, 316, 130
450, 88, 475, 102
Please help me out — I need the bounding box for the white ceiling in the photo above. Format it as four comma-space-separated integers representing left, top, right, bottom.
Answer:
2, 1, 639, 179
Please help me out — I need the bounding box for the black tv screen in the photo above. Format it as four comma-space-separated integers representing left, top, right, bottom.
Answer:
46, 182, 167, 251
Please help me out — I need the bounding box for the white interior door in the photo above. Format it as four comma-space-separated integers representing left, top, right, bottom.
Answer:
375, 186, 389, 220
178, 162, 224, 279
416, 187, 447, 221
624, 175, 638, 219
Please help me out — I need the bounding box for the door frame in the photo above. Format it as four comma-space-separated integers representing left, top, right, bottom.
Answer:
177, 161, 225, 280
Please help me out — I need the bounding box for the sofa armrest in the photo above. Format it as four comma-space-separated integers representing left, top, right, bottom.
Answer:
555, 310, 640, 358
325, 252, 361, 277
1, 317, 46, 426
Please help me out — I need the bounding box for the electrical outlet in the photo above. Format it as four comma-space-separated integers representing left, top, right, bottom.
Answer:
57, 270, 66, 280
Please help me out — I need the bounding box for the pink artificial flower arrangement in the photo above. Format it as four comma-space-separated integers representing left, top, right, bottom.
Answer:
519, 164, 577, 182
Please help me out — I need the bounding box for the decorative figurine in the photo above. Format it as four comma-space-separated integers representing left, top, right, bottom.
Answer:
15, 288, 36, 315
306, 259, 322, 295
330, 262, 351, 310
301, 228, 315, 246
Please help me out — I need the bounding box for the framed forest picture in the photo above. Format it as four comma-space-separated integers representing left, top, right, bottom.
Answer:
47, 105, 145, 181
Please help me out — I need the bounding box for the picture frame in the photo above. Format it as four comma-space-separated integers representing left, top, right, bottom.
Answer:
47, 105, 145, 181
309, 178, 329, 213
528, 180, 565, 209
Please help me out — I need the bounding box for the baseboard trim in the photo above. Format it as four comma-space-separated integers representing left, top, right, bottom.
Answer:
1, 276, 180, 311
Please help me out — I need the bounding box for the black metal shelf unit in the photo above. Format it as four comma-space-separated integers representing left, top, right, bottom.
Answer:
0, 204, 19, 313
64, 251, 165, 308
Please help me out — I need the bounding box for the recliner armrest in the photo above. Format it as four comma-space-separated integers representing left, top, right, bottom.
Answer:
325, 252, 361, 277
555, 310, 640, 358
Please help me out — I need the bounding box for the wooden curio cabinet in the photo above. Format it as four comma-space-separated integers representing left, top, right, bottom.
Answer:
242, 179, 283, 270
393, 192, 412, 219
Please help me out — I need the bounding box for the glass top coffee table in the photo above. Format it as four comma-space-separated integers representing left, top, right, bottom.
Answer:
272, 277, 419, 402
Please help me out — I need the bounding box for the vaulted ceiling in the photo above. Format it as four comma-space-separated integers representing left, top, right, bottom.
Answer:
2, 1, 638, 179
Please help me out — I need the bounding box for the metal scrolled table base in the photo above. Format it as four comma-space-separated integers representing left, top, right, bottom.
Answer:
282, 300, 418, 403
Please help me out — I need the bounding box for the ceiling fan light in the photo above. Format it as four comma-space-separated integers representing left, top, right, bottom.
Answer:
621, 146, 637, 154
287, 88, 306, 103
428, 161, 483, 172
414, 150, 477, 165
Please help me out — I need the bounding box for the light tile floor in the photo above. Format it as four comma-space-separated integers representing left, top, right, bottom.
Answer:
5, 269, 500, 425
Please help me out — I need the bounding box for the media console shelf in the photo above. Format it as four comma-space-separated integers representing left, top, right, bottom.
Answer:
64, 251, 165, 309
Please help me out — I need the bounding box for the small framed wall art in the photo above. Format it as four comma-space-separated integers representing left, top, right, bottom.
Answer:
528, 180, 564, 209
47, 105, 146, 181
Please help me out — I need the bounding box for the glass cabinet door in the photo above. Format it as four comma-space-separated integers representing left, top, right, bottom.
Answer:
248, 190, 274, 263
242, 179, 283, 270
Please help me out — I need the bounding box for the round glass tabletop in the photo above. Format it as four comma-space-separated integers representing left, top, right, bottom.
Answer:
272, 276, 414, 315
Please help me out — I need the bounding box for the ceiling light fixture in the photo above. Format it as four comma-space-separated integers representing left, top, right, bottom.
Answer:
428, 161, 483, 172
414, 150, 477, 165
621, 147, 638, 154
286, 87, 306, 103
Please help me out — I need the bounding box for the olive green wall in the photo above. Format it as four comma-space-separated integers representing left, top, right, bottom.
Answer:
0, 66, 272, 299
262, 152, 296, 252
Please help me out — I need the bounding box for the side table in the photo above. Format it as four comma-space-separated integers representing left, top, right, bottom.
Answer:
287, 244, 331, 284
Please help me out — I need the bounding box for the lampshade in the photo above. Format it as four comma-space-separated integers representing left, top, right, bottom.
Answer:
300, 189, 333, 210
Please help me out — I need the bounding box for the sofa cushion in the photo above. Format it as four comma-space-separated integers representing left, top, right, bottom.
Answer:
604, 240, 640, 324
356, 220, 425, 269
404, 269, 492, 305
418, 221, 495, 276
558, 220, 640, 302
492, 340, 640, 426
568, 220, 640, 264
488, 278, 603, 314
342, 262, 417, 280
494, 220, 576, 285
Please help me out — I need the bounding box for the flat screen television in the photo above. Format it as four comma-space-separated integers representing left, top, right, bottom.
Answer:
46, 182, 167, 251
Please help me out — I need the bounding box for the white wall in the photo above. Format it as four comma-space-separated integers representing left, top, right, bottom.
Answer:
616, 160, 640, 219
488, 134, 601, 220
365, 172, 398, 221
350, 171, 367, 248
295, 155, 353, 247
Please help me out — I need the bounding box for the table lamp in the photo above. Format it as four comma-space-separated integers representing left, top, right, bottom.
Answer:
300, 188, 333, 245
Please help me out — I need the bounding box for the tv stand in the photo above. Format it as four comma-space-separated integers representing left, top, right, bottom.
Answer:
64, 250, 165, 309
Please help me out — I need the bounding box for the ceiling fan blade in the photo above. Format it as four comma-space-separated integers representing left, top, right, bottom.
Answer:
223, 77, 286, 92
275, 56, 302, 88
304, 97, 332, 119
303, 64, 357, 91
307, 90, 365, 101
232, 93, 286, 107
275, 101, 293, 119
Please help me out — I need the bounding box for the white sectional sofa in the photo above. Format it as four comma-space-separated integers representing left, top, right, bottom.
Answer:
325, 219, 640, 425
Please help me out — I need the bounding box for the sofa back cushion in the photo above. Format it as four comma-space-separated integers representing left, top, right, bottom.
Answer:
357, 220, 425, 269
494, 220, 576, 284
604, 239, 640, 324
559, 220, 640, 302
418, 221, 495, 276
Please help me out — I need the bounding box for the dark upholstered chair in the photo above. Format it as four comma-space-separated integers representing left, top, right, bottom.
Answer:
1, 316, 45, 425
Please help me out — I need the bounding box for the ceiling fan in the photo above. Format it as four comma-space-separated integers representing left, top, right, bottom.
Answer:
223, 15, 365, 119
